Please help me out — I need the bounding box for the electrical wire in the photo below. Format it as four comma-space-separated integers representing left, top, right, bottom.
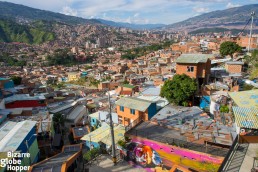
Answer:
236, 17, 252, 38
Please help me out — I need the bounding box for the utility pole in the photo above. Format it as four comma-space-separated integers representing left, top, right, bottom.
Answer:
108, 91, 117, 165
248, 11, 255, 52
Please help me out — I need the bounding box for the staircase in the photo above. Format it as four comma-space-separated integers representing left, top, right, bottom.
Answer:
125, 117, 143, 132
221, 143, 249, 172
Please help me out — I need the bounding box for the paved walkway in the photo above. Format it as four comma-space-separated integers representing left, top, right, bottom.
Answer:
239, 143, 258, 172
86, 155, 147, 172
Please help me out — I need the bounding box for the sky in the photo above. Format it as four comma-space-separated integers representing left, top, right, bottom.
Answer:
2, 0, 257, 24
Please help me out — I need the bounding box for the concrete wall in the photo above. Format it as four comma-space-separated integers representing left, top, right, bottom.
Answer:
116, 105, 147, 126
128, 135, 224, 171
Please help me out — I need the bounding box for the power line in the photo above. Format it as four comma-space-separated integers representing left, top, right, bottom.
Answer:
236, 18, 251, 38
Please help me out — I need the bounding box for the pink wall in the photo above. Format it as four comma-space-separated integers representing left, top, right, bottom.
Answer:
130, 135, 223, 169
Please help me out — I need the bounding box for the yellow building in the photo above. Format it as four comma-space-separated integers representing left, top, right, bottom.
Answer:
67, 72, 80, 82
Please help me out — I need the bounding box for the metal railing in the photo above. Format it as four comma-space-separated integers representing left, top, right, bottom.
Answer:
218, 135, 239, 172
127, 129, 229, 157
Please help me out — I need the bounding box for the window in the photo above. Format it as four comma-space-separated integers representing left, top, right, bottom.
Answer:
187, 66, 194, 72
120, 106, 124, 112
130, 109, 135, 115
38, 100, 45, 104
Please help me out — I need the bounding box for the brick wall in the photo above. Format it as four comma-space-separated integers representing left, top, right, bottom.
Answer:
225, 64, 242, 73
176, 63, 198, 78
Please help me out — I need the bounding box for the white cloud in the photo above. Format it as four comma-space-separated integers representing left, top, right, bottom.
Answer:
62, 6, 77, 16
4, 0, 69, 12
226, 2, 240, 9
193, 7, 209, 13
125, 17, 132, 23
3, 0, 254, 24
134, 13, 140, 18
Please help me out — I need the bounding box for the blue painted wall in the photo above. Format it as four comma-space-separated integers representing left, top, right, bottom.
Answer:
62, 77, 68, 82
4, 80, 14, 89
147, 103, 157, 120
16, 126, 39, 164
81, 72, 88, 77
85, 140, 100, 149
0, 114, 7, 125
200, 96, 210, 109
90, 117, 98, 127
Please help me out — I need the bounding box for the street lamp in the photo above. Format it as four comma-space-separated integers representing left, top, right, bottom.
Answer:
25, 134, 37, 165
107, 90, 117, 165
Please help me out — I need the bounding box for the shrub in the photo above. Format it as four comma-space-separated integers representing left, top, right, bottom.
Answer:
117, 140, 126, 149
83, 148, 100, 161
220, 105, 229, 113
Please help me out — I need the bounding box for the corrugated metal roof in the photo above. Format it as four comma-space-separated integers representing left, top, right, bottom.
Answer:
176, 54, 213, 64
0, 120, 37, 151
80, 122, 125, 146
232, 106, 258, 129
226, 61, 244, 65
115, 97, 153, 112
141, 86, 161, 96
4, 94, 45, 104
122, 84, 135, 89
228, 90, 258, 109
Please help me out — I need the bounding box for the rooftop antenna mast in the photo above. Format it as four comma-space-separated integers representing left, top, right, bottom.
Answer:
248, 11, 255, 52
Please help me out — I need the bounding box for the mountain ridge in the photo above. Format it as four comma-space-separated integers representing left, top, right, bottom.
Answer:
0, 1, 165, 29
163, 4, 258, 32
0, 1, 100, 25
96, 19, 166, 30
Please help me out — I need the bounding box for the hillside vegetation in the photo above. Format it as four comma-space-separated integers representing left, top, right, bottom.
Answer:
0, 1, 99, 25
0, 19, 55, 44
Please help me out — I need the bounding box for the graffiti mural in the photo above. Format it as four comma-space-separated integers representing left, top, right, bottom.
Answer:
126, 142, 162, 167
122, 136, 224, 172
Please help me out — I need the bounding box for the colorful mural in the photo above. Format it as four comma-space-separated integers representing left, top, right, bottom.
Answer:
124, 136, 224, 172
126, 142, 162, 167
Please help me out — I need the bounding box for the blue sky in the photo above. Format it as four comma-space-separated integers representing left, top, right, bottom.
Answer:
2, 0, 257, 24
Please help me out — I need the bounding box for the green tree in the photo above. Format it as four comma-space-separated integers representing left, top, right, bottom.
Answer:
123, 80, 129, 84
88, 77, 100, 88
11, 76, 22, 85
244, 50, 258, 79
219, 41, 242, 58
160, 74, 197, 105
53, 113, 65, 134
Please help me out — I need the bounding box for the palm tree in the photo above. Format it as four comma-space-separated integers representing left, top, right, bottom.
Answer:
53, 113, 65, 135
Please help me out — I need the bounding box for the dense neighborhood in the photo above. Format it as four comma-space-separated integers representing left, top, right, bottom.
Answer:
0, 1, 258, 172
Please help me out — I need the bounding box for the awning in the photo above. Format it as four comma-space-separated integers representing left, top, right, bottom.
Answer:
81, 122, 125, 146
232, 106, 258, 129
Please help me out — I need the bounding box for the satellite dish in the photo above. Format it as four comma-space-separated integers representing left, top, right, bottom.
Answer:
240, 129, 245, 134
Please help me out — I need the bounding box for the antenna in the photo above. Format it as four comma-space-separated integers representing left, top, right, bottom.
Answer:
248, 11, 255, 52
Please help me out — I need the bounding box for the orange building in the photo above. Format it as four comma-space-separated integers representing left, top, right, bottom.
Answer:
237, 36, 258, 49
98, 81, 120, 90
225, 61, 244, 74
115, 84, 138, 96
171, 42, 199, 53
116, 97, 156, 126
29, 144, 82, 172
176, 54, 212, 85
